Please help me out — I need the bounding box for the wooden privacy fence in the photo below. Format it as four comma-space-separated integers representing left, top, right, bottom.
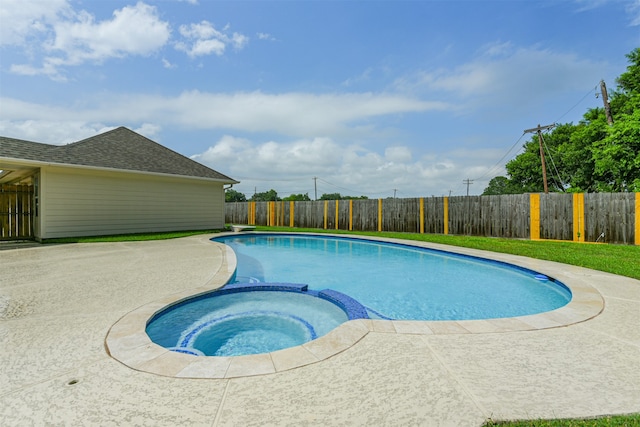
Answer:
225, 192, 640, 245
0, 184, 34, 240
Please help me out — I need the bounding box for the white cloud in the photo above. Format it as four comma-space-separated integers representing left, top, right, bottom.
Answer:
0, 0, 69, 46
384, 146, 412, 163
393, 45, 607, 115
49, 3, 170, 65
0, 88, 501, 196
257, 32, 275, 41
0, 90, 444, 139
627, 0, 640, 25
160, 91, 446, 136
175, 21, 248, 57
192, 135, 502, 198
133, 123, 162, 139
7, 2, 171, 79
0, 120, 114, 145
162, 58, 176, 69
575, 0, 640, 25
0, 119, 160, 146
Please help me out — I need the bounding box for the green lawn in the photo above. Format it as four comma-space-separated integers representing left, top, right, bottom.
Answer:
44, 226, 640, 426
44, 229, 222, 243
484, 414, 640, 427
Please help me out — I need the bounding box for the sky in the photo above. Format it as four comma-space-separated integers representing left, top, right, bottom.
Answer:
1, 1, 638, 198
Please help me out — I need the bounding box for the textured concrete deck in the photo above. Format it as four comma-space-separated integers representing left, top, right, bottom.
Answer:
1, 234, 639, 426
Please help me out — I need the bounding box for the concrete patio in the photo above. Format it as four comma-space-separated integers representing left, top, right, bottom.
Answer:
1, 234, 639, 426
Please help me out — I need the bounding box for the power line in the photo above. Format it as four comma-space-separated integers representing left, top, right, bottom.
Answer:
524, 123, 556, 193
473, 132, 527, 183
553, 83, 599, 123
540, 132, 565, 191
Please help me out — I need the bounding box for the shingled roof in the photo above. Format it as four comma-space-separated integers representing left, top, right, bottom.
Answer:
0, 127, 237, 183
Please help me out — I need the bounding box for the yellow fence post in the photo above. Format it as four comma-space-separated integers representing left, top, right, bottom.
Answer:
324, 201, 328, 230
378, 199, 383, 232
573, 193, 585, 242
419, 197, 424, 234
349, 199, 353, 231
443, 197, 449, 235
530, 193, 541, 240
635, 193, 640, 246
269, 201, 275, 226
335, 200, 339, 230
248, 201, 255, 225
289, 201, 295, 228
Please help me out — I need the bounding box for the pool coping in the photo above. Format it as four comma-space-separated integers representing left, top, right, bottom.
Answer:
105, 232, 605, 379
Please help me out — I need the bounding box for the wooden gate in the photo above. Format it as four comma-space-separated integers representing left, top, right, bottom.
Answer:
0, 184, 34, 240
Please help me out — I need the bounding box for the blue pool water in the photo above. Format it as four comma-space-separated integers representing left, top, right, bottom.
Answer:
147, 234, 571, 357
216, 234, 571, 321
147, 286, 350, 356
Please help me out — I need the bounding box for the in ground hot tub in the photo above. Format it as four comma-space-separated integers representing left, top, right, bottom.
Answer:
146, 283, 368, 357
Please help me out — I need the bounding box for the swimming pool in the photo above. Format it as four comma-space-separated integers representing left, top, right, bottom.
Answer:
215, 234, 571, 321
146, 233, 571, 357
106, 233, 603, 378
146, 283, 367, 356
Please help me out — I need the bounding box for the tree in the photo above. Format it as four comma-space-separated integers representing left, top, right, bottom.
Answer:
615, 48, 640, 96
592, 107, 640, 191
250, 189, 281, 201
591, 49, 640, 192
319, 193, 342, 200
503, 139, 549, 193
283, 193, 311, 201
482, 176, 519, 195
225, 188, 247, 202
491, 47, 639, 194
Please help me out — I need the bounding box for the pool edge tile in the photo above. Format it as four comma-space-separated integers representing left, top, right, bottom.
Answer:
392, 320, 435, 335
425, 321, 471, 335
225, 353, 276, 378
176, 356, 232, 379
137, 350, 197, 377
270, 345, 320, 372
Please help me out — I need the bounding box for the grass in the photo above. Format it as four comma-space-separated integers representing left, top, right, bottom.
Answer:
43, 229, 222, 244
484, 414, 640, 427
42, 226, 640, 426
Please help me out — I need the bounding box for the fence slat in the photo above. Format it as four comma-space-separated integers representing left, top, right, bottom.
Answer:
0, 184, 35, 240
225, 193, 638, 245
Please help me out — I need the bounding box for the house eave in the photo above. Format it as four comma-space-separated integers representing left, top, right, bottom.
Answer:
0, 156, 240, 185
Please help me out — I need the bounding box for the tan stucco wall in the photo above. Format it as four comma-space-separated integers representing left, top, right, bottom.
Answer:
38, 165, 225, 239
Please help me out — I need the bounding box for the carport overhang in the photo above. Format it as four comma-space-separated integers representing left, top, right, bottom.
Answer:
0, 159, 39, 185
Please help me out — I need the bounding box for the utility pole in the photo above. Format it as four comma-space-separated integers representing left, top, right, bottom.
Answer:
463, 179, 473, 196
600, 80, 614, 126
313, 177, 317, 201
393, 189, 397, 198
524, 123, 555, 194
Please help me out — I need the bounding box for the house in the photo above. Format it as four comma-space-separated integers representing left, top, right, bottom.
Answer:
0, 127, 238, 240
